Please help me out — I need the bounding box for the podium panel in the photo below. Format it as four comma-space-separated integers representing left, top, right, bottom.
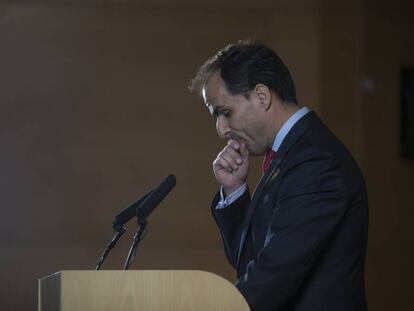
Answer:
38, 270, 249, 311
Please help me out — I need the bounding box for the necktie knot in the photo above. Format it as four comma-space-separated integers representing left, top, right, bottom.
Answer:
262, 149, 276, 173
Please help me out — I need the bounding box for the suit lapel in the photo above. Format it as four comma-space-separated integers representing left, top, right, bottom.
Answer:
236, 111, 320, 270
236, 154, 284, 269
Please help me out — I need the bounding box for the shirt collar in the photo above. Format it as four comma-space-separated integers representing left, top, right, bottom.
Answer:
272, 106, 310, 152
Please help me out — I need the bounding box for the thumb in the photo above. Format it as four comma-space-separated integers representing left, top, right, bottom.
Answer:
239, 142, 250, 160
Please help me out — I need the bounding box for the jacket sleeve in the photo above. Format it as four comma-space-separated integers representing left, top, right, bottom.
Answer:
211, 189, 251, 269
236, 148, 349, 310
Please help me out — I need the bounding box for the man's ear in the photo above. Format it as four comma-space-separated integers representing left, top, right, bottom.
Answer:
254, 84, 272, 111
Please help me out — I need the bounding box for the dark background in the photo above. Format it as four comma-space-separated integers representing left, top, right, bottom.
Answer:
0, 0, 413, 310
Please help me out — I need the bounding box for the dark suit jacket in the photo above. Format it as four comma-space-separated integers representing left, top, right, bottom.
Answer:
212, 112, 368, 311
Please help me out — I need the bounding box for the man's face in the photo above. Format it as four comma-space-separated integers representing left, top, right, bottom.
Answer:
202, 72, 268, 156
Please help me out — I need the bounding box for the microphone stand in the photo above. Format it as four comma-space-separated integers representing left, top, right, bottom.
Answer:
95, 223, 126, 270
123, 213, 148, 270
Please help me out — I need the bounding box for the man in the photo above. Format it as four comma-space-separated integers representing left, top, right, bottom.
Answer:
189, 41, 368, 311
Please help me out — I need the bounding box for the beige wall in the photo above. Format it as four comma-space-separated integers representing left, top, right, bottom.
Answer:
362, 1, 414, 310
319, 1, 414, 310
319, 0, 363, 159
1, 1, 413, 310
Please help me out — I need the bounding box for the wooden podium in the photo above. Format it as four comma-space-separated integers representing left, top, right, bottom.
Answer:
38, 270, 249, 310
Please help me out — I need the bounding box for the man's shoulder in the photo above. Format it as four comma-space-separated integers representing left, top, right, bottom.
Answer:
282, 125, 366, 196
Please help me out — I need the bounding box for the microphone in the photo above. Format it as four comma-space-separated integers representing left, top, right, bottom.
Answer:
113, 189, 154, 231
123, 174, 176, 270
96, 189, 154, 270
136, 174, 176, 220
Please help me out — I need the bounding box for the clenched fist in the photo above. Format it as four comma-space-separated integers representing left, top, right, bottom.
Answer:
213, 139, 250, 196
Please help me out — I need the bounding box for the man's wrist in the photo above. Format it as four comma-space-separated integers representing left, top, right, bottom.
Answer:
216, 183, 248, 209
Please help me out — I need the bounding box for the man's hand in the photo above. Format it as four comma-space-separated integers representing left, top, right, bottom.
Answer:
213, 139, 250, 196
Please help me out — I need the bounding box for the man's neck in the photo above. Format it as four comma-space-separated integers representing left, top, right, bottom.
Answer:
268, 102, 301, 149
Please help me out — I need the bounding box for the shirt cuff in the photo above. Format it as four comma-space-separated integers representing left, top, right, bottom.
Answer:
216, 183, 247, 209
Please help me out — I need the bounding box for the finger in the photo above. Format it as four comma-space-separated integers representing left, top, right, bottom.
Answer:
220, 150, 240, 170
214, 156, 233, 173
223, 146, 243, 165
227, 139, 240, 151
220, 151, 238, 170
239, 142, 250, 160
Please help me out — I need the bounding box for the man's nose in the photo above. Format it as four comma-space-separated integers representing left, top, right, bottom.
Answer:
216, 117, 231, 139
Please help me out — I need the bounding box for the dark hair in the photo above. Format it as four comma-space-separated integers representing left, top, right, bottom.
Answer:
189, 39, 298, 104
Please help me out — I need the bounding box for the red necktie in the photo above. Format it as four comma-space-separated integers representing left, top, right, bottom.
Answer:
262, 149, 276, 173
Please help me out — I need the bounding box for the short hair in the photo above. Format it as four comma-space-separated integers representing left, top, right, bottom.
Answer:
189, 39, 298, 104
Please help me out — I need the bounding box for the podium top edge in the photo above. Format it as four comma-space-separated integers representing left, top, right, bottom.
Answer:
39, 270, 231, 284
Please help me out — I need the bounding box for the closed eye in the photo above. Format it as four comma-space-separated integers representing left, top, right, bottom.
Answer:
213, 109, 231, 119
210, 105, 231, 119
